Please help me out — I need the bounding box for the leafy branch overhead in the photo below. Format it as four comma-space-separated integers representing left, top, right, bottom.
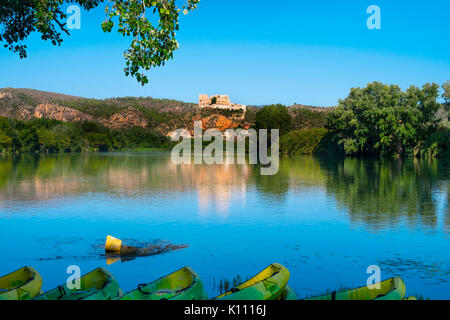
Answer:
0, 0, 200, 85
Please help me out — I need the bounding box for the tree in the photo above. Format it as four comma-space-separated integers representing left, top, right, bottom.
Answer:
0, 117, 21, 152
327, 82, 442, 156
443, 81, 450, 120
18, 127, 40, 153
0, 129, 12, 152
255, 104, 292, 136
37, 128, 58, 153
0, 0, 199, 85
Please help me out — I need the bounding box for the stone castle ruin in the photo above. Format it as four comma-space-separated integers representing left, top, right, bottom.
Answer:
198, 94, 246, 112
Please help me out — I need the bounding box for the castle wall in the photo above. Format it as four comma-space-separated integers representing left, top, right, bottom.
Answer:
198, 94, 245, 112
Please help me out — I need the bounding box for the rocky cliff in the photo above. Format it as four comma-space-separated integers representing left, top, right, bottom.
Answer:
34, 103, 93, 122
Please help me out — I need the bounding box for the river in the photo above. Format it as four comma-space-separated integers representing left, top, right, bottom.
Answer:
0, 152, 448, 299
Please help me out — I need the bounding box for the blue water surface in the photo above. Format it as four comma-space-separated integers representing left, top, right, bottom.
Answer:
0, 152, 448, 299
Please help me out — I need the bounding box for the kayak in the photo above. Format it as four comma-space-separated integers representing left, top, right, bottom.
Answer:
0, 266, 43, 300
34, 267, 122, 300
279, 284, 297, 300
304, 277, 406, 300
120, 266, 207, 300
214, 263, 290, 300
404, 296, 418, 300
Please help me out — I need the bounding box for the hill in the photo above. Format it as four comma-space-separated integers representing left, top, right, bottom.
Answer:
0, 88, 334, 135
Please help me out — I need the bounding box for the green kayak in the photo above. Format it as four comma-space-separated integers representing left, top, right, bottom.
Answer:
34, 267, 122, 300
119, 266, 208, 300
0, 266, 43, 300
304, 277, 406, 300
214, 263, 290, 300
279, 285, 297, 300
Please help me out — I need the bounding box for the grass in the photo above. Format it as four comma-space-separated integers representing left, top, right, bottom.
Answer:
209, 274, 251, 296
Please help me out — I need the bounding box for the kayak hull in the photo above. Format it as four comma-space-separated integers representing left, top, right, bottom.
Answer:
35, 267, 121, 300
215, 263, 290, 300
0, 266, 43, 300
305, 277, 406, 300
279, 285, 297, 300
120, 266, 207, 300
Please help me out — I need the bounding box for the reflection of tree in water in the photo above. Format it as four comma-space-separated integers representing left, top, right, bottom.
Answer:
323, 157, 449, 230
1, 153, 448, 231
445, 185, 450, 233
251, 164, 290, 201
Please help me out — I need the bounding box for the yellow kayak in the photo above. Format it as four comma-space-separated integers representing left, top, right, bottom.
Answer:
305, 277, 406, 300
0, 266, 43, 300
214, 263, 290, 300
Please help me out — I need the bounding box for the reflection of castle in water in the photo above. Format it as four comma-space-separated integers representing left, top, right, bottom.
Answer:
0, 154, 252, 218
197, 164, 250, 217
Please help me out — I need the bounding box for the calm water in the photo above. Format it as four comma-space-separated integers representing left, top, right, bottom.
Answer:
0, 152, 448, 299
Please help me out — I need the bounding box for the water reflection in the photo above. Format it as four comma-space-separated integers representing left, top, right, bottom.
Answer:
0, 153, 448, 231
322, 157, 449, 231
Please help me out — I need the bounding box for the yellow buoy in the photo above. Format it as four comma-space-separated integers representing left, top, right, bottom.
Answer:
105, 235, 122, 253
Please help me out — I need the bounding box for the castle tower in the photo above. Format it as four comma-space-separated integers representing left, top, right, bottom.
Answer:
199, 94, 210, 107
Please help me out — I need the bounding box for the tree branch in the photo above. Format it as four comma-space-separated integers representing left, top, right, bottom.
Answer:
53, 10, 70, 36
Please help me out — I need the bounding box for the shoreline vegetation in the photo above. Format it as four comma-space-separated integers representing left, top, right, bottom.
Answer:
0, 81, 449, 158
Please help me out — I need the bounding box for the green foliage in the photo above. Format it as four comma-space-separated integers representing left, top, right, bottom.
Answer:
137, 106, 175, 126
37, 128, 58, 153
57, 99, 123, 117
418, 127, 450, 158
291, 109, 327, 129
327, 82, 443, 156
244, 107, 257, 124
255, 104, 292, 135
19, 127, 40, 152
280, 128, 328, 155
0, 0, 102, 58
0, 129, 12, 152
0, 117, 20, 152
0, 0, 199, 85
102, 0, 200, 85
200, 107, 244, 118
210, 97, 217, 105
443, 81, 450, 120
17, 92, 37, 106
0, 116, 171, 154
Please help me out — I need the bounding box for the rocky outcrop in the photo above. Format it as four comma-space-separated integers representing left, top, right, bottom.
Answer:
0, 90, 35, 120
196, 114, 241, 132
34, 103, 93, 122
99, 107, 148, 129
166, 113, 250, 137
0, 92, 12, 99
33, 104, 149, 129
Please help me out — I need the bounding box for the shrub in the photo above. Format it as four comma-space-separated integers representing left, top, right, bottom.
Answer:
280, 128, 328, 155
255, 104, 292, 135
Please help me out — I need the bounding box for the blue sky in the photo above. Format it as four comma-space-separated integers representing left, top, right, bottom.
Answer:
0, 0, 449, 106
